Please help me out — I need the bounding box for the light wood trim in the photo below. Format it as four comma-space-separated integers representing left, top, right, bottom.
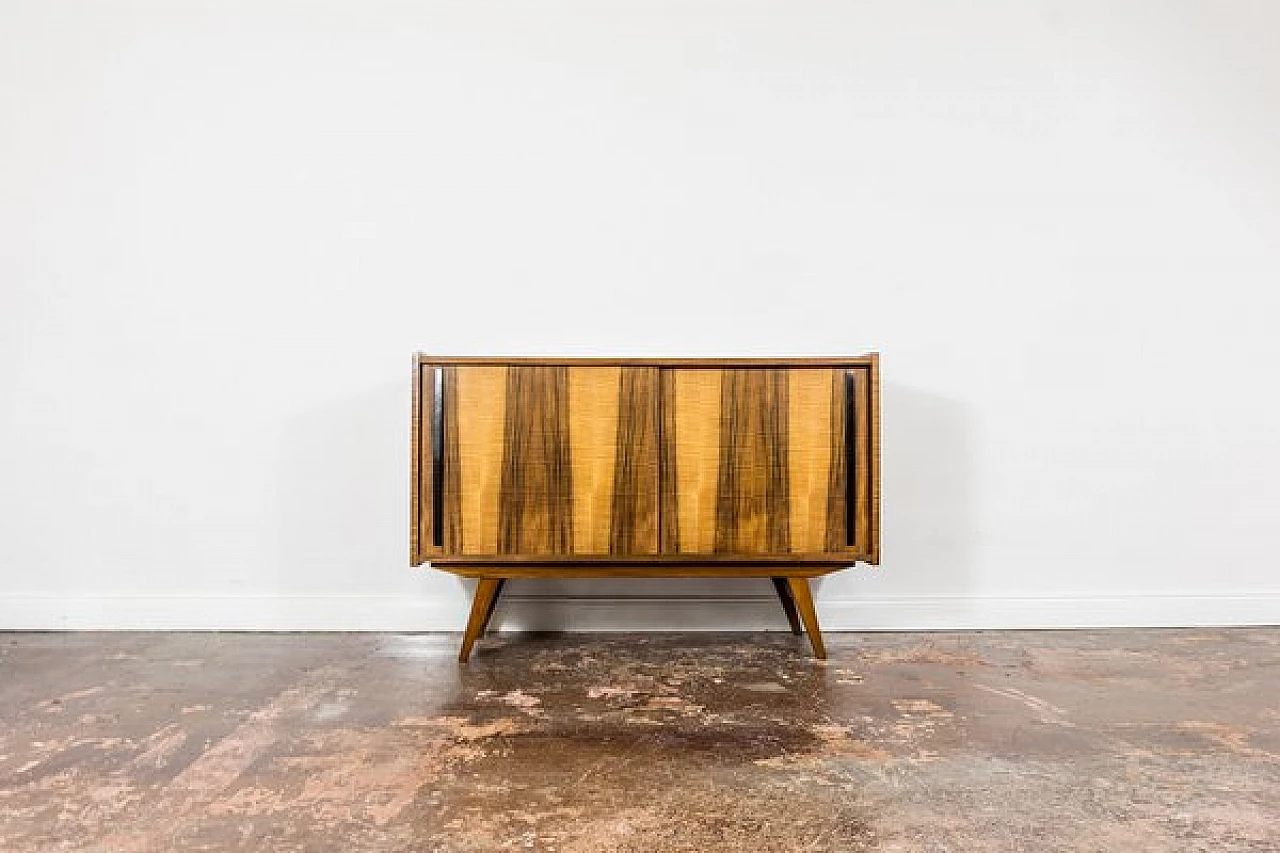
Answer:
417, 355, 877, 368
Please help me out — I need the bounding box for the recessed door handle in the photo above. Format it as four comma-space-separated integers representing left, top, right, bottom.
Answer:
845, 369, 857, 548
432, 366, 445, 547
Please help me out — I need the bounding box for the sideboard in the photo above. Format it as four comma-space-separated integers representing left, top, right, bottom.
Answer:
410, 356, 880, 661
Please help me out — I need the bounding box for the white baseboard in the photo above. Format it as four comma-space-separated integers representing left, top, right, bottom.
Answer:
1, 593, 1277, 631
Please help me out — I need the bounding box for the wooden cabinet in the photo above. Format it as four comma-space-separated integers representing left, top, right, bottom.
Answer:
412, 356, 880, 660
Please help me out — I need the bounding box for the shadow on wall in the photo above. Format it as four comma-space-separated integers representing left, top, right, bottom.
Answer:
845, 381, 978, 604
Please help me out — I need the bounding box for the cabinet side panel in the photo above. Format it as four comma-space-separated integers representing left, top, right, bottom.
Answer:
410, 360, 423, 564
567, 367, 621, 554
869, 354, 881, 564
451, 366, 507, 554
609, 367, 660, 554
788, 368, 836, 553
671, 369, 723, 553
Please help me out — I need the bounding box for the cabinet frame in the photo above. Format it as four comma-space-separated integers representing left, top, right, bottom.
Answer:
410, 355, 880, 660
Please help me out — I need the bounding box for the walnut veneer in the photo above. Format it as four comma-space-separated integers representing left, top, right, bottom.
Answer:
410, 356, 881, 660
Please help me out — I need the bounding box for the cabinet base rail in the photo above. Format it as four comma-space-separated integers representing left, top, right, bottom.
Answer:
453, 571, 829, 662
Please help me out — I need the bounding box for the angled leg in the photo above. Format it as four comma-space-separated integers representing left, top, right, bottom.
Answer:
479, 578, 506, 635
459, 578, 503, 663
771, 577, 804, 635
785, 577, 826, 659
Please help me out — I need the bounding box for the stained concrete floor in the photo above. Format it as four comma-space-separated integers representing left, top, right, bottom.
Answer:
1, 629, 1277, 852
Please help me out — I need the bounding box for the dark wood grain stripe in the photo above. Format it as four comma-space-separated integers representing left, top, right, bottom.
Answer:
714, 368, 790, 553
441, 366, 463, 552
823, 368, 848, 552
609, 367, 659, 554
853, 366, 872, 554
659, 368, 679, 553
498, 366, 574, 554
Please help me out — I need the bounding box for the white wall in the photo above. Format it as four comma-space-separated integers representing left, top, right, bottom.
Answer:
3, 0, 1279, 631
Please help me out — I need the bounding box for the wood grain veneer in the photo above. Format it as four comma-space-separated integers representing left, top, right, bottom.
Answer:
411, 355, 880, 661
497, 365, 574, 554
609, 367, 660, 554
670, 368, 721, 554
714, 367, 790, 554
789, 369, 835, 555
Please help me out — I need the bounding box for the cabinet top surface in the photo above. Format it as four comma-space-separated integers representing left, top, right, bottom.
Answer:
415, 354, 878, 367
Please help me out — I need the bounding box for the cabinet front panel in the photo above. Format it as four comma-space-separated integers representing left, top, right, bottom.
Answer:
788, 368, 838, 553
716, 368, 791, 553
441, 365, 659, 556
665, 367, 866, 556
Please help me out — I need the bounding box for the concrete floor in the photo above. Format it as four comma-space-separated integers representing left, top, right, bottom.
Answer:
0, 629, 1277, 852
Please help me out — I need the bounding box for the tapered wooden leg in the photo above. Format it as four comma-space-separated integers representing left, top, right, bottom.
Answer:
785, 577, 826, 659
459, 578, 503, 663
479, 579, 506, 635
771, 577, 803, 635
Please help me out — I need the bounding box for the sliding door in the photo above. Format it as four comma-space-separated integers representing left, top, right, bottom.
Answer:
660, 367, 870, 557
424, 364, 660, 556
